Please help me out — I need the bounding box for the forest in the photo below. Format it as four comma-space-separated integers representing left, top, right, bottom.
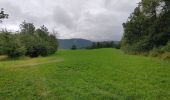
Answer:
121, 0, 170, 59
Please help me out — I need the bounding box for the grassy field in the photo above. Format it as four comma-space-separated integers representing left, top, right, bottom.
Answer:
0, 49, 170, 100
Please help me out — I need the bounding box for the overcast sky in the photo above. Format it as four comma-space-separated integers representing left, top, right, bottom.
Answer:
0, 0, 140, 41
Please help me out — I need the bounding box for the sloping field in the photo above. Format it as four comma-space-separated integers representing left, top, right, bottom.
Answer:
0, 49, 170, 100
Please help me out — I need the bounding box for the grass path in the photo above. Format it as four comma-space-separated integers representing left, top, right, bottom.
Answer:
12, 59, 64, 68
0, 49, 170, 100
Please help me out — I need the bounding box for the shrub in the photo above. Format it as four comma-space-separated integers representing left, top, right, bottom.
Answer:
0, 31, 26, 58
71, 45, 77, 50
7, 46, 26, 58
149, 47, 163, 57
161, 52, 170, 60
161, 41, 170, 52
36, 44, 49, 57
0, 22, 58, 58
26, 44, 48, 57
20, 22, 58, 57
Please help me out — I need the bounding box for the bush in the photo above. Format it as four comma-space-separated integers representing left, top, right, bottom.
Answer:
26, 44, 48, 57
161, 52, 170, 60
8, 49, 23, 58
0, 31, 26, 58
20, 22, 58, 58
8, 46, 25, 58
161, 41, 170, 52
71, 45, 77, 50
0, 22, 58, 58
48, 46, 57, 54
26, 46, 39, 57
149, 47, 163, 57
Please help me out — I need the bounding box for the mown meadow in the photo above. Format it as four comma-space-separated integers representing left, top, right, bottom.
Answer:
0, 49, 170, 100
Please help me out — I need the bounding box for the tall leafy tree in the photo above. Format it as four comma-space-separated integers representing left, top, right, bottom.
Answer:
121, 0, 170, 53
20, 21, 35, 34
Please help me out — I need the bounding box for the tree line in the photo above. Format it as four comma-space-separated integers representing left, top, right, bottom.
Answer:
0, 21, 58, 58
121, 0, 170, 58
87, 41, 120, 49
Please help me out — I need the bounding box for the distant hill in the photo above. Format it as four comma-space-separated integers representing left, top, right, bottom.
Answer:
58, 38, 93, 49
58, 38, 121, 49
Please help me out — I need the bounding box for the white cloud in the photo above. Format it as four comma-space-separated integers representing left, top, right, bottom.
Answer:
0, 0, 141, 41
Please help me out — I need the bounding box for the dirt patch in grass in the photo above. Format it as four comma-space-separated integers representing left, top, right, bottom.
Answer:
0, 55, 8, 61
14, 59, 64, 68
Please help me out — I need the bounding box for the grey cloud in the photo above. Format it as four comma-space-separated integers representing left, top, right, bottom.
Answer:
0, 0, 141, 41
53, 6, 75, 28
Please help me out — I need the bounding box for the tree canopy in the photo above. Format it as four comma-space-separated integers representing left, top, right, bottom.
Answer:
121, 0, 170, 56
0, 21, 58, 58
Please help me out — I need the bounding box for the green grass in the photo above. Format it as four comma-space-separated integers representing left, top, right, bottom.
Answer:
0, 48, 170, 100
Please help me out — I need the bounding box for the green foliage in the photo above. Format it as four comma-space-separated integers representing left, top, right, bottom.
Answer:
0, 21, 58, 58
0, 30, 8, 55
20, 22, 58, 57
0, 30, 25, 58
88, 41, 120, 49
122, 0, 170, 55
26, 43, 48, 57
161, 52, 170, 60
6, 35, 26, 58
71, 45, 77, 50
161, 41, 170, 52
20, 21, 35, 34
